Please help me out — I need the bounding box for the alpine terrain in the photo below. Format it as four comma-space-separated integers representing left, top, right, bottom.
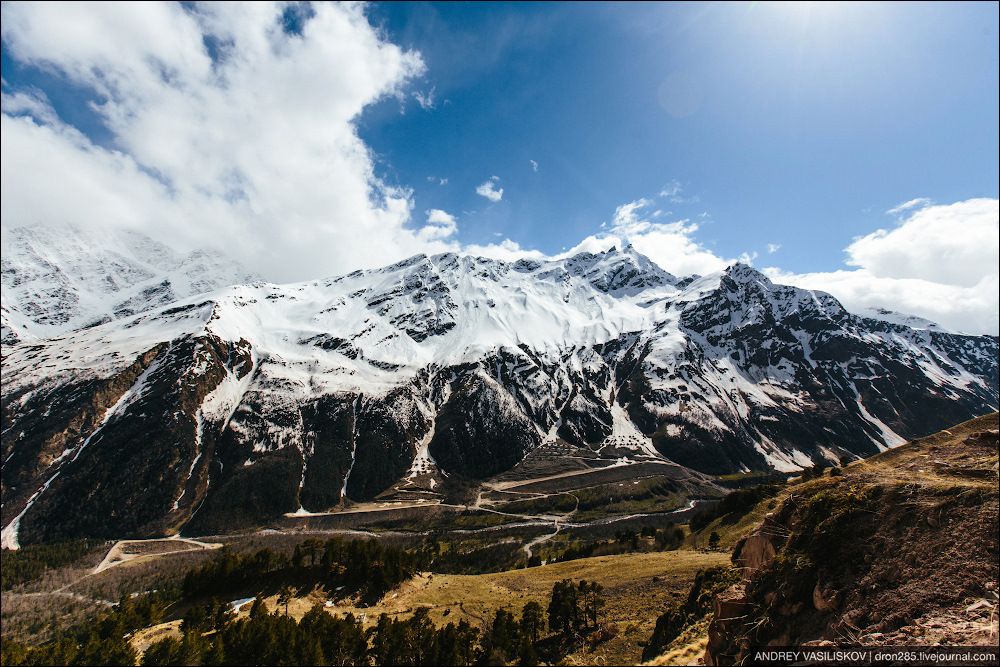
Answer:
1, 224, 260, 345
2, 227, 997, 548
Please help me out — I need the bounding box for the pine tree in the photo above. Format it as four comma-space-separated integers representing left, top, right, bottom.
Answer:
203, 638, 226, 666
250, 596, 268, 618
278, 586, 294, 616
520, 601, 544, 644
517, 635, 540, 666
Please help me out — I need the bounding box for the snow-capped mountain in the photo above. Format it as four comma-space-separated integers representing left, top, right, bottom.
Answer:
2, 246, 997, 547
1, 224, 259, 345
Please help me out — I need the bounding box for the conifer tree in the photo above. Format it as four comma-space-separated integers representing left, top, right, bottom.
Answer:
520, 600, 544, 644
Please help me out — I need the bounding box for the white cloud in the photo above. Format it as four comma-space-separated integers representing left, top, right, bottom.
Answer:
764, 198, 999, 334
846, 198, 997, 287
1, 88, 59, 125
767, 243, 781, 254
659, 182, 682, 198
658, 180, 697, 203
529, 159, 538, 172
413, 86, 435, 110
440, 178, 448, 185
579, 197, 731, 276
463, 238, 546, 263
886, 197, 932, 216
475, 176, 503, 202
417, 208, 458, 242
0, 2, 455, 282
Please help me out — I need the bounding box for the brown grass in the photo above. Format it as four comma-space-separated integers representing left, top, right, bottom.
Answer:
848, 412, 998, 489
240, 549, 731, 666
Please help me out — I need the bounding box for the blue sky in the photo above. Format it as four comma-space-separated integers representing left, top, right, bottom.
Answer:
1, 2, 998, 333
359, 1, 998, 271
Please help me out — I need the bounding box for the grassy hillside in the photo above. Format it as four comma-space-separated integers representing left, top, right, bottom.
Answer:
645, 412, 999, 664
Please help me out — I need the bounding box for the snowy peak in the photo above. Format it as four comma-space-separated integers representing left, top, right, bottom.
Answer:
560, 245, 679, 295
2, 240, 997, 547
1, 224, 260, 344
677, 263, 845, 350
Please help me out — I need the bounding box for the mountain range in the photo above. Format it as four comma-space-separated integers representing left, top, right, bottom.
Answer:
2, 225, 997, 548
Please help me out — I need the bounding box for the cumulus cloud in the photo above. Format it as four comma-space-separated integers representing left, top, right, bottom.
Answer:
1, 87, 59, 125
529, 159, 538, 172
464, 238, 546, 263
0, 2, 468, 282
592, 198, 730, 276
763, 198, 999, 334
845, 198, 997, 287
417, 208, 458, 242
767, 243, 781, 254
475, 176, 503, 202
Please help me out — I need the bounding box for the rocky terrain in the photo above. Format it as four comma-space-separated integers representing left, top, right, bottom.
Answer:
2, 229, 997, 548
1, 224, 259, 345
699, 413, 999, 663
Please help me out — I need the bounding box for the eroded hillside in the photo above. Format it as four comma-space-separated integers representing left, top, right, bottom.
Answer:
698, 413, 999, 663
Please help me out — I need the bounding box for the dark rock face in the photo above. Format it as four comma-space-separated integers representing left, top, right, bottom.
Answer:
184, 447, 303, 535
557, 394, 613, 447
347, 391, 430, 499
3, 334, 253, 543
429, 373, 541, 479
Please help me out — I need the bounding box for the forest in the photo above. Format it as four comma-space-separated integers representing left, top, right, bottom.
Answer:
1, 536, 612, 666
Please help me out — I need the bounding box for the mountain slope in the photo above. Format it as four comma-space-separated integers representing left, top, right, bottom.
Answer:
2, 247, 997, 547
1, 224, 259, 344
697, 413, 999, 662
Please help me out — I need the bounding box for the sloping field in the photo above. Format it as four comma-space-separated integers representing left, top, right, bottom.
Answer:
263, 549, 731, 666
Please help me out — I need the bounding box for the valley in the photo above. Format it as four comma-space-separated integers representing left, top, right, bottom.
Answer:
2, 414, 995, 667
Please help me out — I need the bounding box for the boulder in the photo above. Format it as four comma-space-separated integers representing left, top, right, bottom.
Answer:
732, 513, 787, 575
813, 581, 843, 612
706, 583, 750, 666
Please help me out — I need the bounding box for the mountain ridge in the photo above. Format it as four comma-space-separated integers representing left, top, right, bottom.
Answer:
2, 234, 997, 548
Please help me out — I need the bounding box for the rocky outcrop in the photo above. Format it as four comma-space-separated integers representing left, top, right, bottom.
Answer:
703, 414, 1000, 664
731, 514, 788, 576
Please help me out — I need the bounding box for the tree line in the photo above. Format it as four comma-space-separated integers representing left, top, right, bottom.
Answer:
689, 483, 783, 533
2, 534, 608, 666
182, 536, 418, 602
1, 539, 96, 591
